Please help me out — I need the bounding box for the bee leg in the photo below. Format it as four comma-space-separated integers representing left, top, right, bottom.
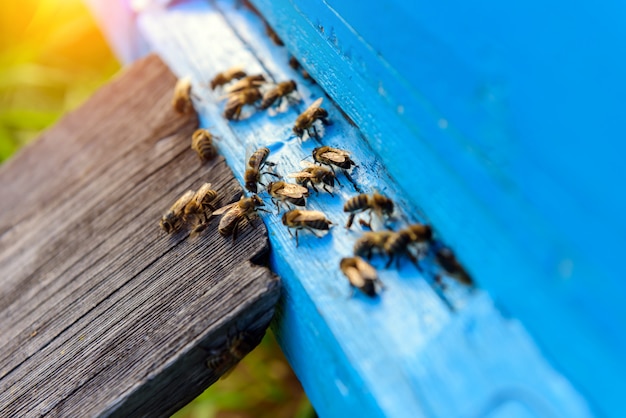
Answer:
295, 229, 299, 247
407, 253, 423, 272
358, 219, 372, 229
345, 214, 355, 229
385, 254, 394, 269
263, 171, 281, 178
309, 182, 319, 195
257, 208, 271, 214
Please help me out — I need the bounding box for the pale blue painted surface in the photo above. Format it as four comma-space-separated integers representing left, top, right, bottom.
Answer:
87, 0, 616, 416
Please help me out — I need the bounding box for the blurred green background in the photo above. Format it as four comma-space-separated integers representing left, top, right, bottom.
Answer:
0, 1, 311, 417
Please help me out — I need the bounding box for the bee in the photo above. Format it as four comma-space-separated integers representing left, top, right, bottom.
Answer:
210, 67, 247, 90
159, 190, 195, 234
259, 80, 298, 110
226, 74, 266, 94
353, 230, 396, 260
312, 146, 356, 173
435, 247, 473, 286
206, 331, 258, 376
212, 195, 267, 239
244, 146, 278, 193
265, 22, 284, 46
281, 209, 332, 247
191, 129, 218, 161
288, 161, 339, 196
184, 182, 220, 226
223, 87, 262, 120
384, 224, 433, 269
288, 56, 312, 80
343, 192, 394, 229
293, 98, 330, 139
172, 77, 195, 114
266, 181, 308, 211
340, 257, 383, 297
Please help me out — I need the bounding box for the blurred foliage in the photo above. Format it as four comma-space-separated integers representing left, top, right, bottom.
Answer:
175, 331, 314, 418
0, 3, 312, 417
0, 0, 120, 162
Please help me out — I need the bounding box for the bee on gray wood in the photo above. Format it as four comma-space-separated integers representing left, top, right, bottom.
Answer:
259, 80, 298, 110
159, 190, 195, 234
184, 182, 220, 229
288, 56, 311, 80
212, 195, 267, 239
172, 77, 195, 114
223, 87, 263, 121
384, 224, 433, 269
281, 209, 332, 247
191, 129, 218, 161
353, 230, 396, 260
312, 145, 356, 173
244, 146, 279, 193
340, 256, 383, 297
293, 98, 330, 139
206, 331, 257, 377
210, 66, 247, 90
288, 161, 338, 196
435, 247, 473, 286
266, 181, 308, 211
343, 192, 394, 229
226, 74, 266, 94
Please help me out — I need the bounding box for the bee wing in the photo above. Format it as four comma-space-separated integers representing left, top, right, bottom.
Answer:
321, 151, 346, 163
305, 97, 324, 112
212, 201, 238, 216
171, 190, 196, 211
355, 258, 378, 281
225, 66, 245, 77
299, 160, 317, 169
292, 210, 326, 222
287, 171, 315, 179
276, 183, 308, 198
344, 266, 366, 287
196, 183, 213, 196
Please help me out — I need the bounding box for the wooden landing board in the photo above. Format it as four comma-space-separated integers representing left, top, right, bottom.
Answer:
133, 2, 592, 418
0, 54, 280, 417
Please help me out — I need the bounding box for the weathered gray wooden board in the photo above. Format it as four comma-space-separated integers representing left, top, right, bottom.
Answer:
0, 54, 280, 417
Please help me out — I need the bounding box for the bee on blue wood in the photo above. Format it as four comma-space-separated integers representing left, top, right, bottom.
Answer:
191, 129, 218, 162
266, 181, 309, 211
210, 66, 247, 90
353, 230, 396, 260
282, 209, 332, 247
340, 256, 384, 297
435, 247, 474, 286
223, 87, 262, 121
293, 98, 330, 139
225, 74, 266, 94
384, 224, 433, 269
244, 146, 279, 193
343, 192, 394, 229
288, 161, 338, 196
212, 195, 268, 240
159, 190, 195, 234
312, 145, 356, 173
259, 80, 298, 110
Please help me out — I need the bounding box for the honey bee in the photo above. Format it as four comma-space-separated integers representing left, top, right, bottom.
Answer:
281, 209, 332, 247
259, 80, 298, 110
184, 182, 220, 226
343, 192, 394, 229
244, 146, 278, 193
312, 146, 356, 173
353, 230, 395, 260
191, 129, 218, 161
212, 195, 267, 239
159, 190, 195, 234
340, 256, 383, 297
206, 331, 259, 377
288, 56, 311, 80
210, 67, 247, 90
223, 87, 262, 120
226, 74, 266, 94
287, 161, 339, 196
172, 77, 195, 114
384, 224, 433, 269
293, 98, 330, 139
266, 181, 308, 211
435, 247, 473, 286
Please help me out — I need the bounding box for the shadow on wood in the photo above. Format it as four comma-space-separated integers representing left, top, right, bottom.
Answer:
0, 54, 280, 417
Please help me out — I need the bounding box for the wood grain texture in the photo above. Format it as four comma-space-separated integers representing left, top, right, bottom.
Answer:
0, 54, 280, 417
135, 2, 592, 418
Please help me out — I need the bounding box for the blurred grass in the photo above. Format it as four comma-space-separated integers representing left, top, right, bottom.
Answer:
0, 2, 312, 417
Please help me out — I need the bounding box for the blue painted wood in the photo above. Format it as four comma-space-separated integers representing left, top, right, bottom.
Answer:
112, 1, 596, 417
249, 0, 626, 416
